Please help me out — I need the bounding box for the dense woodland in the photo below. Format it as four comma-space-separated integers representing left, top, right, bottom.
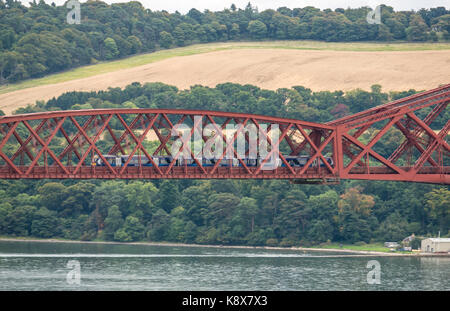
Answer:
1, 0, 450, 84
0, 82, 449, 246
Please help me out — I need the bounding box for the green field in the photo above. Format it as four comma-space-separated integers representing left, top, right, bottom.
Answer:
313, 242, 413, 253
1, 40, 449, 96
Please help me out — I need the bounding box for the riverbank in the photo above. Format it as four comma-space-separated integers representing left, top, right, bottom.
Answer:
1, 237, 447, 257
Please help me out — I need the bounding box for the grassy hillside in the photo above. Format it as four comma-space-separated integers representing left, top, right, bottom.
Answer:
1, 40, 449, 96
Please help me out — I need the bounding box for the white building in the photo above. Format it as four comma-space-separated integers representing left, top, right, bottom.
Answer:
421, 238, 450, 253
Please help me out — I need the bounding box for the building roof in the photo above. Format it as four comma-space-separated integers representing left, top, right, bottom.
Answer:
424, 238, 450, 242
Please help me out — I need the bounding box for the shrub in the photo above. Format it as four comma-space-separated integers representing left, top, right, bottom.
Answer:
265, 238, 279, 247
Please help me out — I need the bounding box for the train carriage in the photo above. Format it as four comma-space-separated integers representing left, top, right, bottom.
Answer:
93, 155, 334, 168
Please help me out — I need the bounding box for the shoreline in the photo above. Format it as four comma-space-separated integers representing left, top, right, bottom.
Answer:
1, 237, 447, 257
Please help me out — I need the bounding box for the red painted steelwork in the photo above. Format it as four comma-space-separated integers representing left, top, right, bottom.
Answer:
0, 84, 448, 184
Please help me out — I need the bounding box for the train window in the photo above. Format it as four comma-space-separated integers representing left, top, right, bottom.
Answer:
247, 159, 257, 166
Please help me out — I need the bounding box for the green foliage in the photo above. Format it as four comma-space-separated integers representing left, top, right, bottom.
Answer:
0, 82, 448, 246
104, 38, 119, 60
247, 20, 268, 39
424, 188, 450, 234
156, 180, 180, 213
0, 171, 447, 246
159, 31, 173, 49
410, 238, 422, 250
37, 182, 67, 212
406, 16, 430, 41
104, 205, 123, 241
115, 215, 145, 242
30, 207, 60, 238
0, 2, 447, 84
374, 212, 410, 242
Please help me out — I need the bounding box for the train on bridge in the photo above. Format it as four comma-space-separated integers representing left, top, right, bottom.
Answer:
0, 84, 448, 183
93, 155, 335, 168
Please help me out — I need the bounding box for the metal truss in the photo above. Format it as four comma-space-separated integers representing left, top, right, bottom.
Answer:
0, 84, 448, 184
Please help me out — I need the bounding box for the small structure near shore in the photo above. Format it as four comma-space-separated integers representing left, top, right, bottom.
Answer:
421, 238, 450, 253
402, 234, 415, 245
384, 242, 399, 248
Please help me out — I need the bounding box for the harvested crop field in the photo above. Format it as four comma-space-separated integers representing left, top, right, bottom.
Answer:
0, 47, 449, 115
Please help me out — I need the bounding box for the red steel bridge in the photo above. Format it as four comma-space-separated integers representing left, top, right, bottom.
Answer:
0, 84, 449, 184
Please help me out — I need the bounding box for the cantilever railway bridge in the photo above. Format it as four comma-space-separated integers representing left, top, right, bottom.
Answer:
0, 84, 449, 184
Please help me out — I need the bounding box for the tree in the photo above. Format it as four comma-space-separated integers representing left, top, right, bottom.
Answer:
127, 35, 143, 54
16, 33, 72, 73
338, 211, 374, 243
103, 37, 119, 60
236, 197, 259, 234
310, 14, 351, 41
60, 182, 95, 217
38, 182, 67, 212
385, 17, 406, 39
147, 208, 170, 241
206, 193, 240, 227
308, 220, 333, 243
375, 212, 409, 242
181, 182, 212, 226
156, 180, 179, 213
410, 237, 422, 250
0, 202, 13, 234
432, 14, 450, 40
31, 207, 60, 238
173, 26, 186, 46
0, 51, 23, 83
62, 214, 89, 240
337, 188, 376, 243
419, 7, 448, 26
167, 206, 187, 242
338, 187, 375, 216
274, 189, 309, 242
377, 24, 394, 41
424, 188, 450, 234
91, 181, 128, 232
306, 190, 339, 242
229, 23, 240, 40
187, 8, 203, 23
247, 20, 267, 39
103, 205, 123, 240
159, 31, 173, 49
124, 181, 157, 219
406, 15, 429, 41
114, 215, 145, 242
183, 221, 198, 243
7, 205, 37, 236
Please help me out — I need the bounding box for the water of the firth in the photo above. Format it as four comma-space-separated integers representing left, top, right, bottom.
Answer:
0, 240, 448, 290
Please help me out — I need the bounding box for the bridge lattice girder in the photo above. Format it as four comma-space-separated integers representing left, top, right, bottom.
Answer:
0, 84, 449, 184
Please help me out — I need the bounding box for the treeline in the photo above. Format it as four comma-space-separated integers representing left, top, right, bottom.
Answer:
1, 0, 449, 84
0, 174, 448, 246
0, 82, 448, 246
